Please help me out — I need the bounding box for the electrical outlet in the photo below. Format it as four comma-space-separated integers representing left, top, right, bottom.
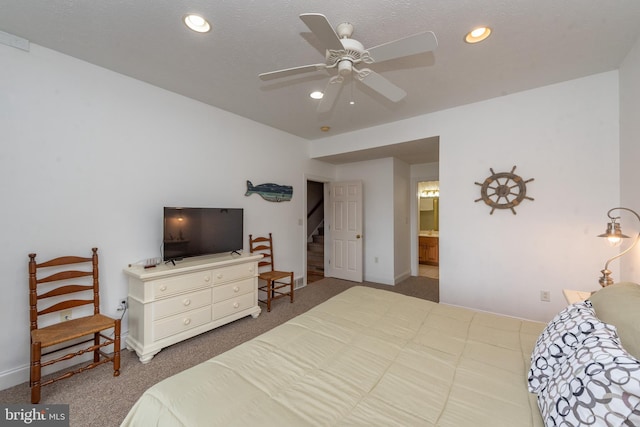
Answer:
60, 309, 72, 321
117, 298, 128, 311
540, 290, 551, 302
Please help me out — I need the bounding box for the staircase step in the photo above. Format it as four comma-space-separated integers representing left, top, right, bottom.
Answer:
307, 265, 324, 274
307, 252, 323, 260
307, 270, 324, 283
308, 227, 324, 282
307, 254, 324, 267
307, 242, 324, 253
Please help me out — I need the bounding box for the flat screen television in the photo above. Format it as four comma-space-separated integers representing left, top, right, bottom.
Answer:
163, 207, 244, 262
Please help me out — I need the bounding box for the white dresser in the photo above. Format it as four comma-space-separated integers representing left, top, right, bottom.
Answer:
123, 253, 262, 363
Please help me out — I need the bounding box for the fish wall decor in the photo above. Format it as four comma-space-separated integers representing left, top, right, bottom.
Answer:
245, 180, 293, 202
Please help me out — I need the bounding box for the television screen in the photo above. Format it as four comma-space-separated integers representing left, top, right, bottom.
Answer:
163, 207, 243, 261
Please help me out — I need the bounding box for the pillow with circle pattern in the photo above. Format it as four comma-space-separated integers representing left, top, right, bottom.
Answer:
537, 326, 640, 426
528, 301, 612, 393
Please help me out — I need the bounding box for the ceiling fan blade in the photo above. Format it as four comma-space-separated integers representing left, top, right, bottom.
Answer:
367, 31, 438, 63
259, 63, 327, 81
300, 13, 344, 51
317, 76, 344, 113
356, 68, 406, 102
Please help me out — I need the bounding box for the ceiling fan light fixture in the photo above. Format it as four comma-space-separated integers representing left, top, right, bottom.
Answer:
184, 14, 211, 33
320, 126, 330, 132
338, 60, 353, 76
309, 91, 324, 99
465, 26, 492, 44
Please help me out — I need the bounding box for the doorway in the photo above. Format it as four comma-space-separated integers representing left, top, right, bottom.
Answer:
306, 180, 325, 283
418, 181, 439, 280
305, 177, 365, 284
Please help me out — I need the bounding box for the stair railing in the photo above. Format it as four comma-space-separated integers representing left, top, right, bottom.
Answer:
307, 199, 324, 239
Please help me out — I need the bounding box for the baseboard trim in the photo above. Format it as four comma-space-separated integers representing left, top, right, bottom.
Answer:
363, 275, 393, 286
394, 270, 412, 284
0, 364, 28, 391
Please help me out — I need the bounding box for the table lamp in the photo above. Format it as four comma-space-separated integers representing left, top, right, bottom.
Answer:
598, 207, 640, 287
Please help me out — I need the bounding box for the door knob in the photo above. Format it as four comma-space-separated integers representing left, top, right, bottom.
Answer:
356, 234, 361, 239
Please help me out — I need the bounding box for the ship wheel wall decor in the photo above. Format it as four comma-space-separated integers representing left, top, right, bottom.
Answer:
475, 166, 534, 215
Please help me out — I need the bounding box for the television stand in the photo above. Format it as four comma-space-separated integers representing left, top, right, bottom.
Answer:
123, 253, 263, 363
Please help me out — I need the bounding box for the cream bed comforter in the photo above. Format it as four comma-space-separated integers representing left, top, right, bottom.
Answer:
121, 286, 545, 426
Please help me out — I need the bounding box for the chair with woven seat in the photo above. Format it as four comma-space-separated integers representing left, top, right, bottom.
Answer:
249, 233, 294, 312
28, 247, 120, 404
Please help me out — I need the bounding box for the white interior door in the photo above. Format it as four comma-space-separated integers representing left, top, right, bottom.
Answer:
327, 180, 363, 282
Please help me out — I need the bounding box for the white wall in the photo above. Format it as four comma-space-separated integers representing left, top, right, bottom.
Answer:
619, 36, 640, 282
0, 43, 334, 388
311, 71, 620, 323
336, 158, 395, 284
393, 158, 411, 283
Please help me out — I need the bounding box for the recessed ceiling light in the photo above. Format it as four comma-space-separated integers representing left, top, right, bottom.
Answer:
310, 91, 324, 100
465, 26, 492, 44
184, 14, 211, 33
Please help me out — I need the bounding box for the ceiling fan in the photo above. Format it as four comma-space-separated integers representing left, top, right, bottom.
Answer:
259, 13, 438, 113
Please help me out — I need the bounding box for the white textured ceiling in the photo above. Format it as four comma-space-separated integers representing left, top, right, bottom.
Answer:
1, 1, 639, 154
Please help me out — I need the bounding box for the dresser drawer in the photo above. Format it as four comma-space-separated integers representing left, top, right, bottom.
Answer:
153, 305, 212, 341
212, 262, 256, 284
213, 292, 255, 320
213, 277, 254, 302
152, 270, 212, 298
153, 289, 212, 320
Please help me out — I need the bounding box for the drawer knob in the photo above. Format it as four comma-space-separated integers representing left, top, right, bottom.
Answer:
183, 318, 191, 325
160, 285, 167, 292
233, 286, 239, 293
216, 273, 223, 279
233, 302, 239, 308
183, 299, 191, 306
204, 275, 211, 282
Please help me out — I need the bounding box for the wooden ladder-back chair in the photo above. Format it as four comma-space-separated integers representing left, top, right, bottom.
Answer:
249, 233, 294, 312
28, 247, 120, 404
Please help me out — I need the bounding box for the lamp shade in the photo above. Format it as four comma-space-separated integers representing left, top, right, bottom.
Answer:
598, 207, 640, 287
598, 220, 630, 246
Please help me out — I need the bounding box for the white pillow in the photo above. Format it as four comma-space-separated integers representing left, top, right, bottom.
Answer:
537, 327, 640, 426
528, 301, 609, 393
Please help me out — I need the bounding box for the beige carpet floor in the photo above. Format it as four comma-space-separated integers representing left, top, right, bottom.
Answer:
0, 276, 438, 427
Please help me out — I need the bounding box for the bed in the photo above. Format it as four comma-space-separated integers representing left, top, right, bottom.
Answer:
121, 284, 640, 426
